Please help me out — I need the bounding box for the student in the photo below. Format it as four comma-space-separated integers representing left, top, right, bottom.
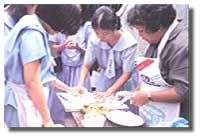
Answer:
4, 4, 85, 127
55, 23, 92, 91
55, 4, 102, 92
79, 6, 139, 99
126, 4, 189, 126
38, 4, 87, 125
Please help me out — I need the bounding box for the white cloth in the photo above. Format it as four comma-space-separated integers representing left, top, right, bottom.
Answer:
104, 49, 115, 78
6, 81, 49, 127
137, 19, 180, 127
137, 57, 180, 127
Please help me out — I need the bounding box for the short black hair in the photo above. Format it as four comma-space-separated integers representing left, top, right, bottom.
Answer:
127, 4, 176, 33
91, 6, 121, 30
37, 4, 81, 35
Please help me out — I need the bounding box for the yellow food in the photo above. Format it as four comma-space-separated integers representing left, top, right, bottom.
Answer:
82, 102, 108, 115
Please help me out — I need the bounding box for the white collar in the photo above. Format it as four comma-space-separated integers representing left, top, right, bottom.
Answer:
157, 19, 179, 57
94, 31, 137, 51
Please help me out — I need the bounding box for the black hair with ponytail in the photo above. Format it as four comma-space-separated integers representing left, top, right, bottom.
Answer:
91, 6, 121, 30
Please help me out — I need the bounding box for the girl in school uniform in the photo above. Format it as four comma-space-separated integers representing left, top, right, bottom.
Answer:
43, 22, 92, 125
48, 5, 106, 92
79, 6, 139, 100
56, 22, 92, 91
4, 4, 86, 127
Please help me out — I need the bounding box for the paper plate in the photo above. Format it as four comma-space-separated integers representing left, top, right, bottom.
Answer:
106, 110, 144, 127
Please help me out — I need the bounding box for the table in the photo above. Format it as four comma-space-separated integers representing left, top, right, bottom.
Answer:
57, 92, 142, 127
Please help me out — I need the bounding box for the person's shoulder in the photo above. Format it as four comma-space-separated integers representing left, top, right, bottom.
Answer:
20, 28, 45, 45
170, 22, 188, 49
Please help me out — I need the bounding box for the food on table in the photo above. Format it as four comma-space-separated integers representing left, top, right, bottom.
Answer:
82, 102, 108, 115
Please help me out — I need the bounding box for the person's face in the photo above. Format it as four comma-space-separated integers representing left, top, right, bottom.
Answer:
94, 29, 115, 42
133, 25, 163, 44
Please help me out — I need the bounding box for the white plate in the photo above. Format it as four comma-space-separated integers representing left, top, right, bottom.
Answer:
106, 110, 144, 127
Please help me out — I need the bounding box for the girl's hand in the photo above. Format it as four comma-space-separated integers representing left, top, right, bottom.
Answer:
63, 40, 78, 49
70, 86, 88, 95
